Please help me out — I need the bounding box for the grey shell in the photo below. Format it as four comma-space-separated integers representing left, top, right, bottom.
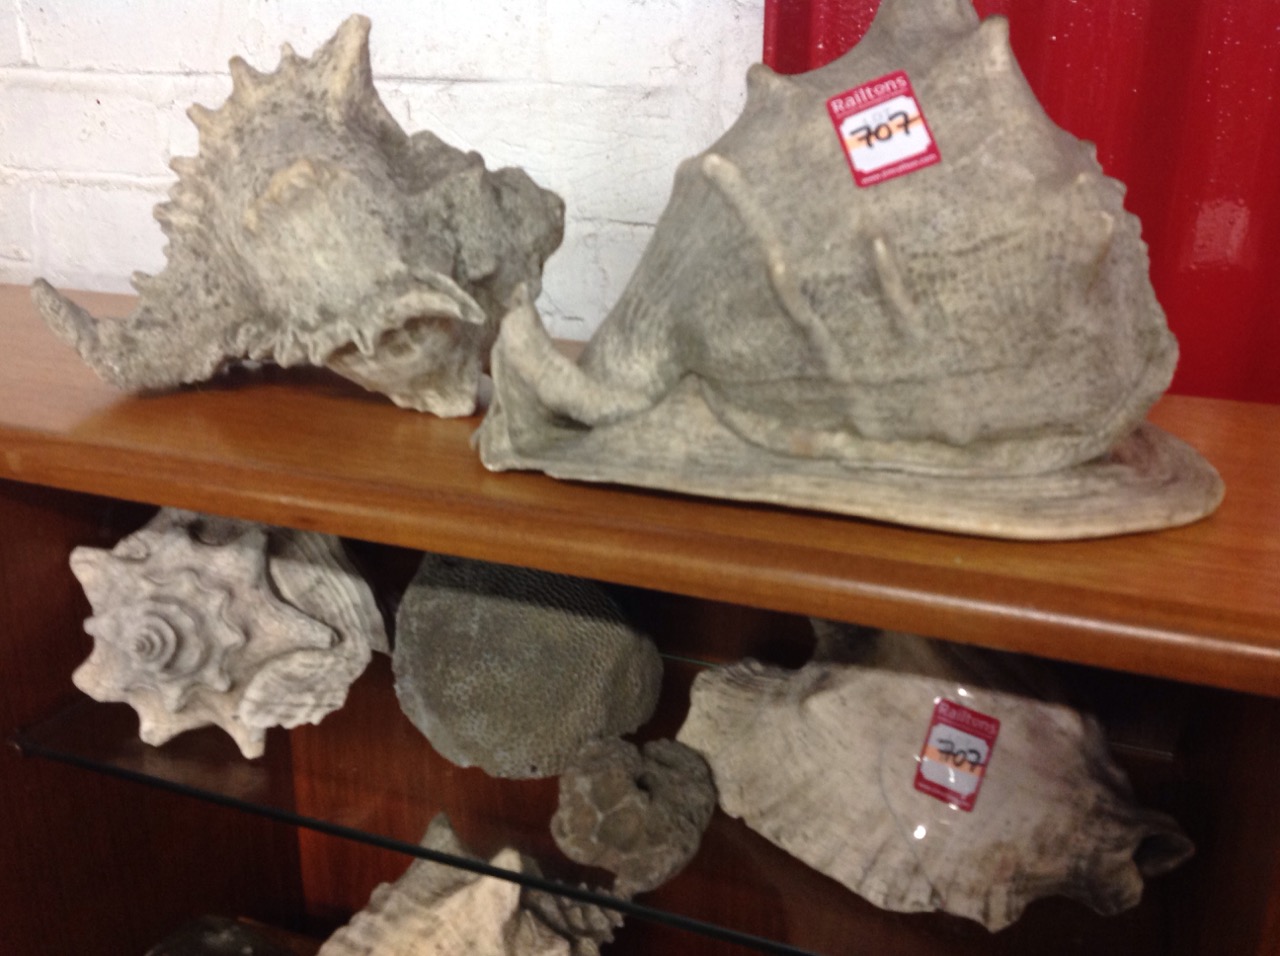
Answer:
33, 15, 563, 416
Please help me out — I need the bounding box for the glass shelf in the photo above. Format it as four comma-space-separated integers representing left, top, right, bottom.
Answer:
11, 654, 823, 956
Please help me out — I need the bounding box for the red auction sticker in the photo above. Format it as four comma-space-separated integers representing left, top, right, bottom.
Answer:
827, 70, 940, 186
913, 699, 1000, 812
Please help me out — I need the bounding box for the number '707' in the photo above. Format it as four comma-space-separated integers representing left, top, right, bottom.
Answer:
849, 110, 917, 149
936, 737, 985, 772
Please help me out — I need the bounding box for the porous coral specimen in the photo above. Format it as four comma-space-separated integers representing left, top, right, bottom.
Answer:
393, 553, 662, 778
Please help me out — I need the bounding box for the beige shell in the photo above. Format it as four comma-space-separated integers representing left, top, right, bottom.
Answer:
71, 508, 383, 758
318, 814, 613, 956
393, 553, 663, 779
675, 622, 1194, 931
476, 0, 1222, 538
32, 15, 563, 416
552, 737, 716, 897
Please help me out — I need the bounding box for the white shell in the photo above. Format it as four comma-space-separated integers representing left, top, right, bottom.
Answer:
476, 0, 1222, 538
676, 623, 1193, 930
393, 553, 663, 779
318, 815, 605, 956
33, 15, 563, 416
71, 509, 383, 758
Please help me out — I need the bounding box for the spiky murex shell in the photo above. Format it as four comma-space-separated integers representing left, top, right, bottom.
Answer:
33, 15, 563, 416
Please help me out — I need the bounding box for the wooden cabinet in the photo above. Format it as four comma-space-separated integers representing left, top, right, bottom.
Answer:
2, 284, 1278, 955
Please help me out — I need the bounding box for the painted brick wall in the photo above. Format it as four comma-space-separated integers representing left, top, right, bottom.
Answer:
0, 1, 763, 338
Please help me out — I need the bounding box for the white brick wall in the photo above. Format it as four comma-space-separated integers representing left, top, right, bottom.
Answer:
0, 0, 763, 338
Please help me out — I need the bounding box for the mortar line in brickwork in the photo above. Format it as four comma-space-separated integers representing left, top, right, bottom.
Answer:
0, 166, 172, 189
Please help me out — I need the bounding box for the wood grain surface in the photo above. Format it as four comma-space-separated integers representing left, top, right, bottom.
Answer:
3, 285, 1278, 696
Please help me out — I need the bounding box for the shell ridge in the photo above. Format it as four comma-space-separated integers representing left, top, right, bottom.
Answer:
500, 288, 654, 427
700, 154, 851, 383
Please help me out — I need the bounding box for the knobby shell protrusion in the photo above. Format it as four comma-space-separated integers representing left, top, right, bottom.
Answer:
552, 737, 717, 897
393, 553, 663, 778
33, 15, 563, 416
476, 0, 1222, 539
317, 814, 616, 956
70, 508, 384, 758
676, 622, 1194, 931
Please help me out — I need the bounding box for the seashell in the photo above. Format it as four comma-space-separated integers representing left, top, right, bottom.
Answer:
675, 622, 1194, 930
71, 508, 383, 758
32, 15, 563, 416
393, 553, 663, 779
552, 737, 716, 897
523, 887, 623, 956
476, 0, 1222, 539
318, 814, 608, 956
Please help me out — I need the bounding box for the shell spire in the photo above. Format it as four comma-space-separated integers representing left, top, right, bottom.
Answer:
68, 509, 385, 759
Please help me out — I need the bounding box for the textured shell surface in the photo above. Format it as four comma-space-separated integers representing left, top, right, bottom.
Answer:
70, 508, 381, 758
552, 736, 717, 897
318, 814, 582, 956
32, 15, 563, 416
476, 0, 1222, 538
675, 622, 1194, 931
393, 553, 663, 779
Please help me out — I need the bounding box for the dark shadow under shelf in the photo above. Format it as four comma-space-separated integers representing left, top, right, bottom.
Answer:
9, 650, 1196, 956
10, 658, 825, 956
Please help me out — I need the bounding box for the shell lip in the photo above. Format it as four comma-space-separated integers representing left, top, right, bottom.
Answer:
479, 375, 1224, 541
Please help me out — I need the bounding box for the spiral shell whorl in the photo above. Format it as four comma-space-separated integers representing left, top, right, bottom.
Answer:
70, 509, 382, 758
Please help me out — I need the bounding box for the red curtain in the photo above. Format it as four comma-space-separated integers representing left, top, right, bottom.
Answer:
764, 0, 1280, 403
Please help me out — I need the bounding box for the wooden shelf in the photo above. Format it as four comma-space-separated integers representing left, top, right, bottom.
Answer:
3, 284, 1278, 697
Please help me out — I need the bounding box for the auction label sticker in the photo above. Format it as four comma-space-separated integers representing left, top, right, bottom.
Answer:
827, 71, 940, 186
913, 698, 1000, 812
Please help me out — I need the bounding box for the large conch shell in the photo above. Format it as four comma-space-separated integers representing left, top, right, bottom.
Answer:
676, 621, 1194, 931
32, 15, 563, 416
476, 0, 1222, 538
70, 508, 385, 758
317, 814, 617, 956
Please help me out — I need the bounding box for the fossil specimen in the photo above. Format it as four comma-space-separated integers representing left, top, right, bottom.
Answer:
317, 815, 608, 956
71, 508, 383, 758
676, 621, 1194, 930
476, 0, 1222, 538
552, 737, 717, 897
393, 553, 663, 778
32, 15, 563, 416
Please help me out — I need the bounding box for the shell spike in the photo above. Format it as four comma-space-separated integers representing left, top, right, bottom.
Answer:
872, 236, 925, 341
228, 55, 264, 96
319, 15, 376, 117
977, 15, 1016, 74
187, 103, 218, 134
131, 271, 160, 295
168, 155, 198, 177
744, 63, 798, 107
501, 285, 654, 426
869, 0, 979, 48
31, 279, 101, 356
